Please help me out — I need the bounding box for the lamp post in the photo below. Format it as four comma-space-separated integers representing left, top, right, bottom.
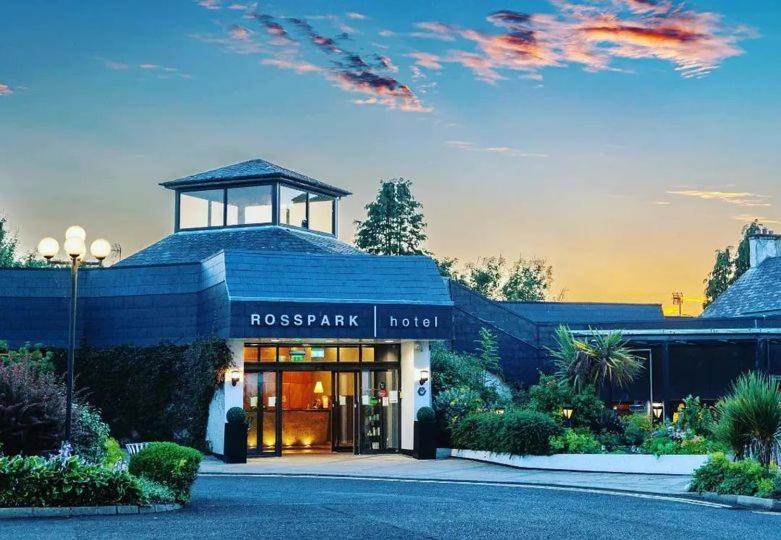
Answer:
562, 405, 574, 427
37, 227, 111, 444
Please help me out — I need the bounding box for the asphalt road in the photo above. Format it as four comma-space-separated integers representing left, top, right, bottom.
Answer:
2, 475, 780, 539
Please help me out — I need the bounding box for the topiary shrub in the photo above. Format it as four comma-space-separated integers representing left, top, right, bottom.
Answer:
226, 406, 247, 425
0, 454, 142, 507
498, 409, 561, 456
128, 442, 202, 503
0, 361, 65, 455
452, 408, 561, 456
416, 406, 436, 423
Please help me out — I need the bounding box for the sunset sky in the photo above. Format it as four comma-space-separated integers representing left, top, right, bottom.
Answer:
1, 0, 779, 315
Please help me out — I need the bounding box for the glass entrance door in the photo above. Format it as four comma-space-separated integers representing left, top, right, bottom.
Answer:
333, 371, 357, 452
360, 369, 400, 453
245, 371, 279, 455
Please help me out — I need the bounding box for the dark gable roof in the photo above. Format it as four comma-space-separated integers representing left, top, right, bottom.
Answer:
502, 301, 664, 324
702, 257, 781, 318
160, 158, 351, 196
220, 251, 452, 305
115, 226, 364, 267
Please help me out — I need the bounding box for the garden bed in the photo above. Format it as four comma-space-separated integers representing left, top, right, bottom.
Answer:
0, 503, 181, 520
451, 449, 708, 475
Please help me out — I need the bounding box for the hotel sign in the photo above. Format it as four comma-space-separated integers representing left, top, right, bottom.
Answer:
231, 302, 452, 340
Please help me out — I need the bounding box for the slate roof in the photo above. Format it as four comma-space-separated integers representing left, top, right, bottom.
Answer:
160, 158, 351, 196
702, 257, 781, 318
216, 251, 452, 305
501, 301, 664, 324
115, 226, 364, 267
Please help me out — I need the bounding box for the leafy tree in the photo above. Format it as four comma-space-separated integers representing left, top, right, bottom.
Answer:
454, 254, 556, 301
466, 256, 505, 298
354, 179, 427, 255
433, 257, 465, 283
549, 326, 643, 393
0, 215, 47, 268
501, 256, 553, 301
703, 220, 764, 307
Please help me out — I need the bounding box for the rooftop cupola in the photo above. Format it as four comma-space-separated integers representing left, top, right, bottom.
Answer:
748, 227, 781, 268
161, 158, 350, 237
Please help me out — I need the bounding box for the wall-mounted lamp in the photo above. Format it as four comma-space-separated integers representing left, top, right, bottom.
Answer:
418, 369, 429, 386
230, 369, 241, 387
562, 405, 574, 420
494, 407, 506, 415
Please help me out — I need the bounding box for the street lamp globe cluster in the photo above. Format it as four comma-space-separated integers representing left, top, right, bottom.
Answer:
37, 226, 111, 444
37, 225, 111, 263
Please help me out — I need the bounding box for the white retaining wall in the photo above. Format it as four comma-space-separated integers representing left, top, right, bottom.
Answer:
451, 449, 708, 475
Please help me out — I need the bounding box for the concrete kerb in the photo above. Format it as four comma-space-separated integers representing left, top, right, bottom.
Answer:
0, 503, 181, 520
687, 492, 781, 512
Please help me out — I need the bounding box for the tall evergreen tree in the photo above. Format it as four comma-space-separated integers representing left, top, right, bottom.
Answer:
703, 220, 764, 307
354, 179, 427, 255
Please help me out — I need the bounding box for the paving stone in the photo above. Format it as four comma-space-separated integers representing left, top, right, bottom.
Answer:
32, 507, 70, 518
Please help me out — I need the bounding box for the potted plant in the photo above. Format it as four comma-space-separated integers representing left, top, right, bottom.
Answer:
413, 406, 437, 460
223, 406, 248, 464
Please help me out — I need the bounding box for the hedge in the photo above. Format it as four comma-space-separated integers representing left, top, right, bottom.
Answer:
452, 409, 561, 456
52, 338, 233, 449
0, 455, 142, 507
128, 442, 203, 503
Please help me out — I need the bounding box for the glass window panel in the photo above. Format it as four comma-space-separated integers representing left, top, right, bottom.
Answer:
340, 347, 360, 363
281, 371, 332, 452
309, 193, 334, 234
243, 373, 259, 451
279, 186, 307, 228
243, 346, 259, 364
261, 372, 277, 452
227, 185, 273, 226
360, 370, 399, 452
179, 189, 224, 229
375, 344, 400, 362
361, 346, 375, 363
259, 347, 276, 363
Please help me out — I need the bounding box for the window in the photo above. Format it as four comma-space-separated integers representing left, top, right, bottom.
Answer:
244, 346, 259, 364
279, 186, 307, 228
179, 189, 224, 229
309, 193, 335, 234
259, 347, 276, 363
340, 347, 360, 362
227, 185, 273, 226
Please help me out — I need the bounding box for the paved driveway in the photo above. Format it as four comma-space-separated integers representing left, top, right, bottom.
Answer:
4, 475, 780, 539
200, 453, 692, 495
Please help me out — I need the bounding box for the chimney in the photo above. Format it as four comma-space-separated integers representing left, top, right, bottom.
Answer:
749, 228, 781, 268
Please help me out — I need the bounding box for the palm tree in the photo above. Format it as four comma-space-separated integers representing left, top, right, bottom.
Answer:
549, 326, 643, 394
714, 372, 781, 466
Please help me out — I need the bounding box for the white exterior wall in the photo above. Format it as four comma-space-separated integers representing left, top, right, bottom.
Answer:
401, 340, 432, 451
205, 338, 245, 456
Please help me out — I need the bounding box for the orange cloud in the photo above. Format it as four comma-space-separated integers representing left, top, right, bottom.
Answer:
667, 190, 771, 207
407, 52, 443, 70
229, 24, 251, 40
261, 59, 322, 73
0, 83, 12, 95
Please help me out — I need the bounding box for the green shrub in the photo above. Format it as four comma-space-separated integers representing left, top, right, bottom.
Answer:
71, 404, 111, 464
128, 442, 202, 503
416, 406, 436, 423
673, 395, 714, 436
0, 361, 65, 455
713, 372, 781, 466
550, 428, 603, 454
226, 406, 247, 425
528, 375, 605, 430
690, 453, 781, 498
0, 454, 142, 507
622, 413, 652, 447
453, 408, 560, 456
52, 338, 234, 450
135, 477, 177, 505
103, 437, 124, 467
434, 387, 484, 431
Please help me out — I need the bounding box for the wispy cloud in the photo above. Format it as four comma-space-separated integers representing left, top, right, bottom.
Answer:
413, 1, 749, 83
732, 214, 780, 225
346, 12, 366, 21
97, 57, 191, 79
261, 58, 322, 73
666, 189, 771, 207
197, 0, 221, 10
0, 83, 12, 96
446, 140, 548, 158
229, 24, 252, 40
407, 52, 443, 70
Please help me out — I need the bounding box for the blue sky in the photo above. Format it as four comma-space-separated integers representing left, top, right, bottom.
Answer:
1, 0, 779, 313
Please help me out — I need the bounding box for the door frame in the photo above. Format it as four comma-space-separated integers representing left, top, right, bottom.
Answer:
331, 370, 359, 453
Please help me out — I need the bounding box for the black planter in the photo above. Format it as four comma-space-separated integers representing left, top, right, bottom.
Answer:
413, 420, 437, 460
223, 422, 248, 464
